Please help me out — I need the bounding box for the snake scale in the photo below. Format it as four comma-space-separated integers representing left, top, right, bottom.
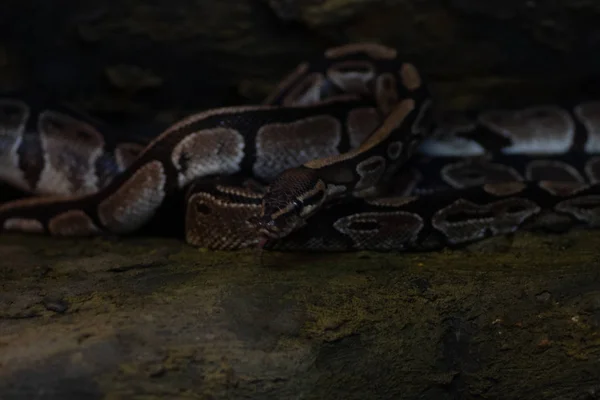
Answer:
1, 42, 600, 251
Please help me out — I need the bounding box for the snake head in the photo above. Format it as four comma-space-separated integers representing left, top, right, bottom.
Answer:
253, 167, 327, 241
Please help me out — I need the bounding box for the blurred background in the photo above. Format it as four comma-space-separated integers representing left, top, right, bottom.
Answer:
2, 0, 600, 129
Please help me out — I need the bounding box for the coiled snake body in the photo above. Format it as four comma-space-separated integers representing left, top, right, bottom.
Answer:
1, 43, 600, 251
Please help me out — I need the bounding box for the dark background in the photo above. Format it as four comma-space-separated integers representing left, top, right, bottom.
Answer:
2, 0, 600, 128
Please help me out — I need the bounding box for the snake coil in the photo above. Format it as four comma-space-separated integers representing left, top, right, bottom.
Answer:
1, 43, 600, 251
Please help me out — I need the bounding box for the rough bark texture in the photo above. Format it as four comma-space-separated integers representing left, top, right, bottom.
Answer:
1, 1, 600, 399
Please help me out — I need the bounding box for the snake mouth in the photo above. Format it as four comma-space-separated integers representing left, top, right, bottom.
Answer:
256, 223, 285, 240
255, 226, 281, 250
257, 236, 271, 249
248, 216, 283, 246
256, 227, 291, 250
252, 214, 304, 244
258, 228, 281, 239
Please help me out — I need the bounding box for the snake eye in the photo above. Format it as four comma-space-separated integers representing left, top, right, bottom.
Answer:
291, 198, 304, 214
258, 167, 326, 239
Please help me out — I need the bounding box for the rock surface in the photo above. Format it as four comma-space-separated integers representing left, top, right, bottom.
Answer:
1, 232, 600, 399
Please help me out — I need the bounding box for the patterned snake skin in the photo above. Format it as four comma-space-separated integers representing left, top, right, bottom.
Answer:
1, 43, 600, 251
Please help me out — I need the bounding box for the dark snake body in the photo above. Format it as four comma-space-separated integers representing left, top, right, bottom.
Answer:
1, 43, 600, 251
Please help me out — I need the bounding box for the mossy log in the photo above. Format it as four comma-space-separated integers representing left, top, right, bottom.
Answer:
1, 231, 599, 399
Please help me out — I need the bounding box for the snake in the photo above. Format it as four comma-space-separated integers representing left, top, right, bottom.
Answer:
1, 42, 600, 252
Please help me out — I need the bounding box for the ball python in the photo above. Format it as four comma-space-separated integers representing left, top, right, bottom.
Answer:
1, 42, 600, 252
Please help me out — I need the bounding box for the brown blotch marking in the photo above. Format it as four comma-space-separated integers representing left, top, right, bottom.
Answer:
483, 181, 527, 196
37, 111, 105, 195
478, 106, 574, 154
538, 180, 589, 197
358, 156, 385, 173
282, 72, 325, 106
3, 217, 44, 233
366, 195, 418, 207
98, 160, 166, 233
326, 184, 348, 197
333, 211, 423, 250
347, 107, 381, 148
418, 127, 484, 157
432, 198, 540, 244
254, 115, 341, 181
355, 99, 415, 152
585, 156, 600, 183
441, 160, 523, 189
555, 195, 600, 226
171, 127, 244, 188
304, 98, 415, 169
399, 63, 421, 91
142, 104, 272, 156
115, 142, 145, 170
375, 73, 398, 115
524, 210, 576, 232
355, 155, 386, 191
573, 101, 600, 153
263, 62, 310, 105
525, 159, 584, 183
48, 210, 100, 236
326, 60, 375, 94
215, 184, 264, 199
0, 193, 71, 212
325, 43, 397, 60
185, 192, 261, 250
